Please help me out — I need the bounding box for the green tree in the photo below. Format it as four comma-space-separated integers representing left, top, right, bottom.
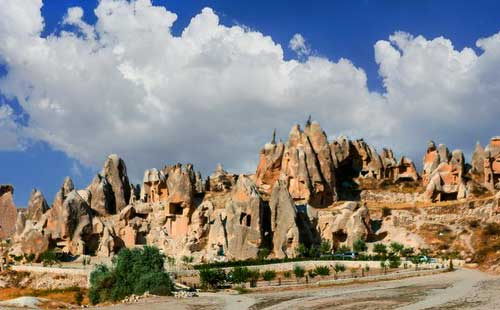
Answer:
333, 263, 346, 279
419, 248, 431, 257
401, 247, 415, 258
88, 246, 173, 304
248, 270, 260, 287
199, 268, 227, 289
262, 270, 276, 285
229, 267, 251, 286
373, 243, 388, 258
380, 260, 388, 274
388, 256, 401, 269
337, 245, 351, 253
410, 256, 421, 271
293, 265, 305, 283
353, 239, 367, 253
390, 242, 404, 256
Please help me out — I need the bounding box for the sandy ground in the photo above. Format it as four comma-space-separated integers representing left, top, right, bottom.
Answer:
76, 268, 499, 310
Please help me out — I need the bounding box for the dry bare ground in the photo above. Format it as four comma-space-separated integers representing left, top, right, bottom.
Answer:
81, 268, 499, 310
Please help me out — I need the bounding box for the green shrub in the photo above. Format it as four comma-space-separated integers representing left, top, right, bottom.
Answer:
308, 270, 316, 278
40, 250, 61, 267
24, 253, 35, 264
88, 246, 173, 304
314, 265, 330, 276
229, 267, 251, 285
353, 239, 367, 253
373, 243, 388, 257
308, 245, 320, 258
283, 271, 291, 278
401, 247, 415, 257
181, 255, 194, 264
295, 244, 308, 258
337, 245, 351, 253
248, 270, 260, 287
380, 260, 388, 274
262, 270, 276, 284
74, 290, 84, 305
293, 265, 305, 280
333, 263, 346, 278
388, 256, 401, 269
410, 256, 421, 271
390, 242, 404, 256
199, 268, 227, 289
257, 248, 270, 260
319, 240, 332, 256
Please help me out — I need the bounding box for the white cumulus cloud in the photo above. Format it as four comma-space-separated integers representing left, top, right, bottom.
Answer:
0, 0, 499, 181
0, 104, 23, 150
289, 33, 311, 57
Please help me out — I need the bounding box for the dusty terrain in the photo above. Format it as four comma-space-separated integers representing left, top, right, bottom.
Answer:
60, 268, 496, 310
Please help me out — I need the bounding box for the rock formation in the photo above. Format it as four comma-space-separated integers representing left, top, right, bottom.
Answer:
316, 202, 372, 248
224, 175, 266, 260
100, 154, 131, 213
484, 137, 500, 191
0, 185, 17, 239
256, 121, 338, 208
269, 180, 301, 258
422, 142, 468, 202
52, 176, 74, 210
26, 189, 49, 222
88, 174, 115, 215
206, 164, 236, 192
5, 119, 499, 265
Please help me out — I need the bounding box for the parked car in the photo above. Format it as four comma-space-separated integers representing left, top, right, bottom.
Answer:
333, 252, 358, 260
420, 255, 435, 263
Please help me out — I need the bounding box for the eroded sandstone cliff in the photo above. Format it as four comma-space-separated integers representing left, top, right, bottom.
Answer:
3, 120, 500, 265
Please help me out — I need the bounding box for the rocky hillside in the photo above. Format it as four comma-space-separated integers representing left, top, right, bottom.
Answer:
1, 120, 499, 265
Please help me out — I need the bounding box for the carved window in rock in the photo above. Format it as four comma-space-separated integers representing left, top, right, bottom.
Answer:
239, 212, 251, 227
169, 203, 183, 215
441, 192, 458, 201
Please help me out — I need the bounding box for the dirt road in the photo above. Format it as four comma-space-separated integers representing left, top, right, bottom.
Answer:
89, 268, 499, 310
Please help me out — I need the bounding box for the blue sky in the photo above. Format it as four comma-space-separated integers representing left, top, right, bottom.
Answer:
1, 0, 500, 206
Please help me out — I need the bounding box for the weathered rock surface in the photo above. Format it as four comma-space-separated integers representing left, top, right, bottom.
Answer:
269, 180, 301, 258
6, 120, 500, 265
256, 121, 338, 208
484, 137, 500, 191
26, 189, 49, 222
422, 142, 468, 202
101, 154, 131, 213
0, 185, 17, 239
316, 202, 372, 248
88, 174, 115, 215
206, 164, 237, 193
224, 175, 266, 260
51, 176, 74, 210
